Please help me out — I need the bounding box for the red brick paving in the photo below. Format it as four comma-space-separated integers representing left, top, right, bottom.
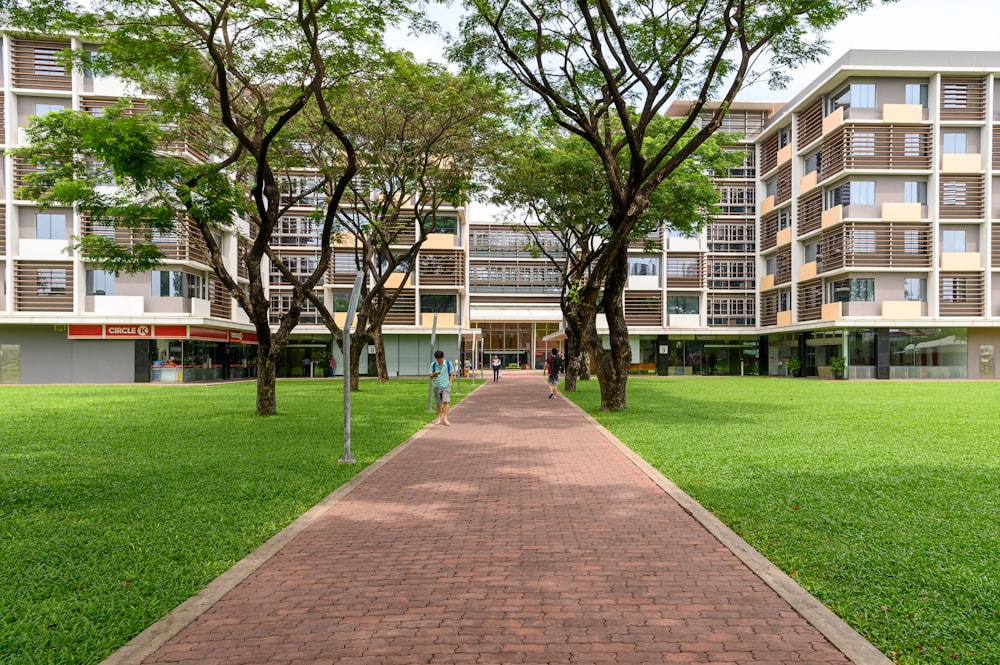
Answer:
137, 373, 863, 665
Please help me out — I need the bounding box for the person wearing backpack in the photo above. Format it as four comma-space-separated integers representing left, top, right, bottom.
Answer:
429, 350, 454, 425
545, 348, 563, 399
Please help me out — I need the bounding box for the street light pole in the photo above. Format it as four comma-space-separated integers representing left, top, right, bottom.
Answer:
340, 271, 365, 464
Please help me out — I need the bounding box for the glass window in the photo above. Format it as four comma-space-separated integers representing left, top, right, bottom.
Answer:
667, 296, 699, 314
853, 132, 876, 156
905, 83, 928, 107
942, 229, 966, 253
804, 241, 819, 263
628, 256, 659, 276
431, 215, 458, 234
904, 181, 927, 204
903, 133, 923, 157
852, 181, 875, 205
34, 103, 65, 116
36, 268, 67, 295
904, 230, 923, 254
765, 256, 776, 275
850, 230, 876, 253
828, 278, 874, 303
36, 213, 67, 240
943, 132, 968, 154
903, 278, 927, 302
829, 83, 876, 114
152, 270, 203, 298
86, 269, 115, 295
420, 294, 457, 313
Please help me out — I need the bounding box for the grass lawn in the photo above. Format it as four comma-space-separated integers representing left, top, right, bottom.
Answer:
566, 377, 1000, 665
0, 378, 464, 665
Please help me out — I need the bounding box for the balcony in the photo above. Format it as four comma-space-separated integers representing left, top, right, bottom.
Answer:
798, 261, 818, 281
821, 205, 842, 229
17, 239, 73, 259
881, 300, 923, 319
667, 313, 700, 328
776, 227, 792, 248
420, 312, 456, 328
799, 170, 818, 193
882, 104, 924, 123
940, 251, 981, 271
881, 202, 923, 222
776, 310, 792, 327
941, 153, 982, 174
822, 107, 844, 135
821, 302, 842, 321
759, 274, 775, 291
422, 233, 460, 250
89, 295, 144, 315
760, 195, 775, 215
777, 143, 793, 167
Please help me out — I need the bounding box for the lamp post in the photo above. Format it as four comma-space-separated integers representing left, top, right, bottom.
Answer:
340, 271, 364, 464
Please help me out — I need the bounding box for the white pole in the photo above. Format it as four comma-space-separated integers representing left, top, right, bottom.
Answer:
340, 271, 365, 464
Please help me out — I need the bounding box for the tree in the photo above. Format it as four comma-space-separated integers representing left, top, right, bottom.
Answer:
486, 115, 741, 394
11, 0, 407, 415
296, 53, 508, 390
452, 0, 891, 410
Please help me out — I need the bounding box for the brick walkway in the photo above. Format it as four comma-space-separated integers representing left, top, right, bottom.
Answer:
107, 372, 890, 665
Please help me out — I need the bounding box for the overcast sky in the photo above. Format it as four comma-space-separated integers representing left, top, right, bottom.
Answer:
389, 0, 1000, 102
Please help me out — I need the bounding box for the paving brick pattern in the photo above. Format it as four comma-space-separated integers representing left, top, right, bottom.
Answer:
142, 373, 853, 665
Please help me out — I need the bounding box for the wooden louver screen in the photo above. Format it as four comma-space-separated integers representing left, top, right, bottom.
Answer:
796, 98, 824, 148
419, 251, 465, 286
797, 279, 823, 322
209, 273, 232, 320
624, 291, 662, 326
759, 133, 779, 175
775, 162, 792, 205
0, 95, 5, 144
993, 225, 1000, 268
818, 223, 932, 273
939, 176, 985, 219
0, 208, 5, 252
821, 125, 932, 178
759, 291, 780, 327
938, 273, 985, 316
993, 126, 1000, 170
384, 289, 416, 325
10, 38, 72, 90
775, 246, 792, 286
14, 261, 74, 312
760, 209, 779, 251
797, 189, 823, 237
940, 77, 987, 121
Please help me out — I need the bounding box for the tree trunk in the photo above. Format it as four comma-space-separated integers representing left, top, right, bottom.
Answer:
373, 328, 389, 384
255, 350, 278, 416
594, 248, 631, 411
348, 332, 368, 391
563, 320, 584, 392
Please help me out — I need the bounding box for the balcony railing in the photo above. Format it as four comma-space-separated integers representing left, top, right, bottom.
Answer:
624, 291, 662, 326
10, 38, 72, 90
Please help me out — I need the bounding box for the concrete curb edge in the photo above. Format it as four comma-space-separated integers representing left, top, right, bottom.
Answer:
564, 397, 894, 665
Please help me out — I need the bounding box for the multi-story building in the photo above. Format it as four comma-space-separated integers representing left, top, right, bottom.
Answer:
0, 32, 259, 384
7, 36, 1000, 384
754, 50, 1000, 380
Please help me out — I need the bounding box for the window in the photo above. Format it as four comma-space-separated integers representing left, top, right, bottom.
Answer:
151, 270, 204, 298
667, 296, 699, 314
33, 103, 65, 116
778, 126, 791, 148
829, 83, 876, 114
86, 269, 115, 295
34, 47, 65, 76
903, 133, 923, 157
420, 294, 457, 313
804, 150, 821, 175
828, 278, 874, 303
905, 83, 928, 107
628, 257, 659, 276
903, 278, 927, 302
804, 241, 819, 263
36, 268, 67, 295
765, 256, 776, 276
430, 214, 458, 234
904, 181, 927, 204
853, 132, 876, 156
941, 277, 966, 302
904, 230, 923, 254
850, 230, 876, 253
36, 213, 66, 240
941, 181, 968, 207
943, 132, 968, 154
942, 229, 966, 253
828, 181, 875, 208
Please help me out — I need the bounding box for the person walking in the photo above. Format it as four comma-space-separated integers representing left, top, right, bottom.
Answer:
544, 348, 563, 399
429, 350, 454, 425
491, 355, 502, 382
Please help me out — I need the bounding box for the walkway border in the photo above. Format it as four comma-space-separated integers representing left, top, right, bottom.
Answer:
563, 398, 893, 665
101, 420, 437, 665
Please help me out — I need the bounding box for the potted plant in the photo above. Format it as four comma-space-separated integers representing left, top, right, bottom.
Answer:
785, 356, 801, 377
829, 356, 846, 380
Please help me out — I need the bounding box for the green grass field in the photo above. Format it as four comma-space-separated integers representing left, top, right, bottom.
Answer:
565, 377, 1000, 665
0, 379, 460, 665
2, 377, 998, 665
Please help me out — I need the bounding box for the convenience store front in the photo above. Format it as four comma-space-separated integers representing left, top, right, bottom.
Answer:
67, 324, 258, 383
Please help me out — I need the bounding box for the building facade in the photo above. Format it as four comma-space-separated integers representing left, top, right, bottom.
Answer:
5, 36, 1000, 383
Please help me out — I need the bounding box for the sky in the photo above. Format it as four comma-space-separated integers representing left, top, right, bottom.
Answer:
389, 0, 1000, 102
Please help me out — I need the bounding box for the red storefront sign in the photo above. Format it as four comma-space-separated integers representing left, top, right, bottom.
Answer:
105, 325, 153, 338
67, 324, 256, 344
229, 330, 259, 344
